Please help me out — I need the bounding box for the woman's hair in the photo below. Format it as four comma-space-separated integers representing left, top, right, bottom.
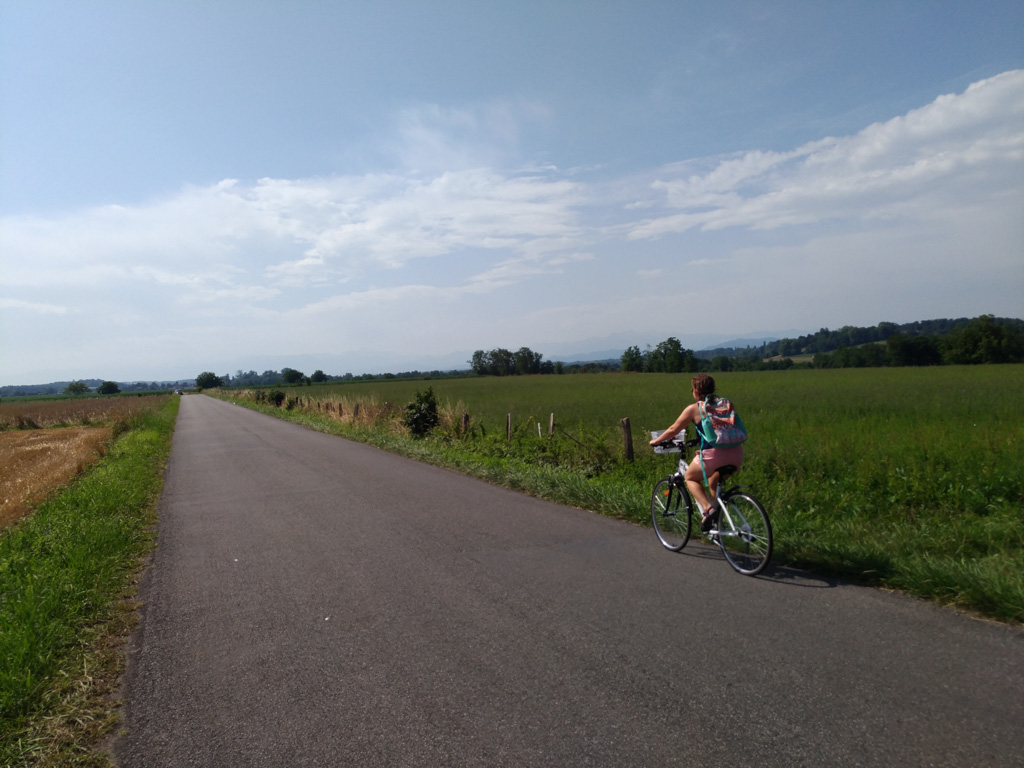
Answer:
692, 373, 716, 400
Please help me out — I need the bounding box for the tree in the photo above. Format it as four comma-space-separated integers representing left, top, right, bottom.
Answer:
195, 371, 222, 389
310, 369, 328, 383
489, 348, 515, 376
64, 381, 89, 395
887, 335, 942, 367
470, 350, 489, 375
644, 337, 698, 373
620, 345, 643, 372
470, 348, 515, 376
514, 347, 543, 375
97, 381, 120, 394
471, 347, 555, 376
709, 355, 733, 372
281, 367, 306, 385
942, 315, 1024, 364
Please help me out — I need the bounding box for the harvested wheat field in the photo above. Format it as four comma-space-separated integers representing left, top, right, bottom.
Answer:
0, 427, 113, 529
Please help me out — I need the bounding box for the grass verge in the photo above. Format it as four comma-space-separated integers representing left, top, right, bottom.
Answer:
0, 397, 178, 767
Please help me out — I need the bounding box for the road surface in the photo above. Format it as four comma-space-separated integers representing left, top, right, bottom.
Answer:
113, 394, 1024, 766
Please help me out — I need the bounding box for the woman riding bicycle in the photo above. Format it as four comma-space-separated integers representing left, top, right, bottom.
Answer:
649, 373, 745, 532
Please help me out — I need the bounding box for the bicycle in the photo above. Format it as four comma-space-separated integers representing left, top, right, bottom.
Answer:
650, 430, 773, 576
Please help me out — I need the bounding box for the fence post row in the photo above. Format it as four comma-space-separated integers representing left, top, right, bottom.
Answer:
274, 397, 630, 456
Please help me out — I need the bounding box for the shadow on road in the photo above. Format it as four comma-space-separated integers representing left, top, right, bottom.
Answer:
756, 563, 842, 589
672, 540, 843, 589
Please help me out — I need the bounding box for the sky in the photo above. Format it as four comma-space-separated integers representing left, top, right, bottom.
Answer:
1, 1, 1022, 384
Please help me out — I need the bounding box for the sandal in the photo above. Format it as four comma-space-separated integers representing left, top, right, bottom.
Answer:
700, 509, 716, 533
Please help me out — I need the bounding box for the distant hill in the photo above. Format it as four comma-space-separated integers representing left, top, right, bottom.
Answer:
695, 317, 1024, 359
698, 336, 784, 354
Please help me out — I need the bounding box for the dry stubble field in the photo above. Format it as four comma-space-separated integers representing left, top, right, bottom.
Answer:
0, 395, 170, 529
0, 427, 113, 528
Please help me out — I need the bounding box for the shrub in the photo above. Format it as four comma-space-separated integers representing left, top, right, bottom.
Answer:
404, 387, 439, 438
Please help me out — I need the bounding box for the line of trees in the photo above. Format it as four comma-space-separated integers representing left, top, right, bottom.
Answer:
700, 316, 1024, 361
469, 347, 557, 376
190, 315, 1022, 393
620, 338, 700, 373
61, 380, 120, 395
624, 316, 1024, 373
812, 316, 1024, 368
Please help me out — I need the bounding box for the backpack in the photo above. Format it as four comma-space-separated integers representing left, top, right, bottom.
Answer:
697, 396, 747, 447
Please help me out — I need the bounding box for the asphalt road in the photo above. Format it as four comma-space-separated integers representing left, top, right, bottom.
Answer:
113, 394, 1024, 767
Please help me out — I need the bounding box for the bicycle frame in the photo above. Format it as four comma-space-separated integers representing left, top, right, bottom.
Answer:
652, 430, 725, 514
651, 429, 772, 575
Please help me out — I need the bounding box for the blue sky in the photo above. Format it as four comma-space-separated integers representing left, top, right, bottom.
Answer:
2, 1, 1022, 384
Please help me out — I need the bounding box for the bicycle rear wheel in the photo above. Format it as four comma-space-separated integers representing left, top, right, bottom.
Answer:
716, 492, 772, 575
651, 477, 691, 551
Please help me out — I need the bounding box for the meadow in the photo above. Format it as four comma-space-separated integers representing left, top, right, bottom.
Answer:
230, 366, 1023, 622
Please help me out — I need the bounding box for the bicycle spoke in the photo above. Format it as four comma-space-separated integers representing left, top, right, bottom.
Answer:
716, 492, 773, 575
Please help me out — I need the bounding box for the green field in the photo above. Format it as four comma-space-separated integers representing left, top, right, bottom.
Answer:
236, 366, 1024, 622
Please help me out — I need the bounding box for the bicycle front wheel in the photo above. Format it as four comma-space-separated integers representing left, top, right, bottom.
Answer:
717, 492, 773, 575
651, 477, 691, 551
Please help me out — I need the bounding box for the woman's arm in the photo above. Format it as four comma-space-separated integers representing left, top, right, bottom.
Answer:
649, 404, 698, 445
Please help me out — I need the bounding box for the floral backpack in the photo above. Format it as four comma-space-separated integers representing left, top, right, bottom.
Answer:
697, 396, 748, 447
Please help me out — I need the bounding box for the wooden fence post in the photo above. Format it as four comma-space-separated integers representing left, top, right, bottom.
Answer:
507, 413, 512, 441
461, 413, 470, 434
549, 413, 555, 437
620, 417, 634, 462
353, 403, 360, 420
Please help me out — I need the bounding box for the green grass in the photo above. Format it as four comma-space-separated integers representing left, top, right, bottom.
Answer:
231, 366, 1024, 622
0, 398, 178, 767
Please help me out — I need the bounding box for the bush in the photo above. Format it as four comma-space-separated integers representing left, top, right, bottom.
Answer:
404, 387, 439, 438
195, 372, 222, 389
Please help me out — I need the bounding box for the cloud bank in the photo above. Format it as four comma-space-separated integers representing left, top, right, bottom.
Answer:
2, 71, 1022, 382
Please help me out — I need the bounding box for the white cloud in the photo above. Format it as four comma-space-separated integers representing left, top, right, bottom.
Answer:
630, 70, 1024, 238
0, 163, 587, 324
0, 298, 68, 314
1, 73, 1021, 383
387, 100, 552, 173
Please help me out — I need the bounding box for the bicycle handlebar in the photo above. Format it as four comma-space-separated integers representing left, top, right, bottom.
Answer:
654, 437, 700, 449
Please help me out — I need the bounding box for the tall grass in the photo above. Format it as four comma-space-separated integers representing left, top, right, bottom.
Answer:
232, 366, 1023, 622
0, 398, 178, 766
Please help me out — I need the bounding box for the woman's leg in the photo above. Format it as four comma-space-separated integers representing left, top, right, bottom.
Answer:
687, 445, 744, 515
684, 455, 712, 513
